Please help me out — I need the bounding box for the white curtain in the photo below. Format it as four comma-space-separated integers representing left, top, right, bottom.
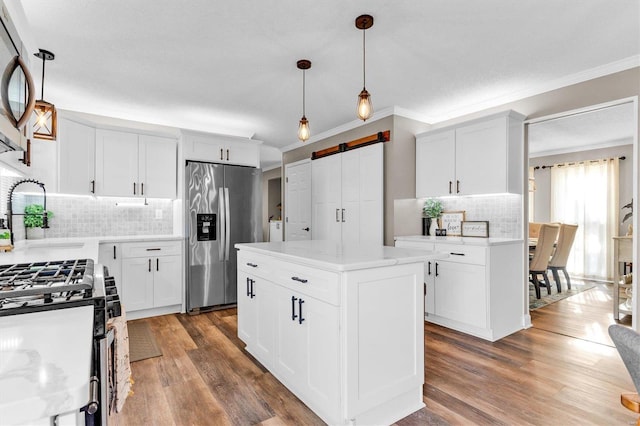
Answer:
550, 158, 619, 280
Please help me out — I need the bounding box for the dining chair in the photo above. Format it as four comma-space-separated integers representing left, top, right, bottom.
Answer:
609, 324, 640, 425
528, 222, 543, 239
547, 223, 578, 292
529, 223, 560, 299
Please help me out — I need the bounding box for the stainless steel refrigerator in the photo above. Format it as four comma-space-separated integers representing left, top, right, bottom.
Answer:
186, 161, 262, 312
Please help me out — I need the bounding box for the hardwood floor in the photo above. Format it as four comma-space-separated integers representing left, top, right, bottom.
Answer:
112, 302, 637, 425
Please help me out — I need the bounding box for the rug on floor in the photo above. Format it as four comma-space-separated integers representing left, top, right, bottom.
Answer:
529, 279, 596, 311
128, 321, 163, 362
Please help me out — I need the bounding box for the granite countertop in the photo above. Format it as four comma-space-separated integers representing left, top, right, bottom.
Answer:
235, 240, 448, 272
395, 235, 524, 246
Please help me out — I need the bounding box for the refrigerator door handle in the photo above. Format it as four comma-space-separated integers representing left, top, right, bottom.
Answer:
224, 187, 231, 261
218, 186, 225, 261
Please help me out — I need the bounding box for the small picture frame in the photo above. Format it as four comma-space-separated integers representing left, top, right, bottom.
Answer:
461, 221, 490, 238
440, 211, 465, 236
435, 228, 447, 236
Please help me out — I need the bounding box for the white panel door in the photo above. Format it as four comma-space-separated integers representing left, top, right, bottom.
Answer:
311, 155, 341, 242
434, 261, 487, 328
455, 116, 507, 195
96, 129, 139, 197
58, 118, 96, 195
285, 160, 312, 241
237, 271, 258, 346
139, 135, 177, 199
353, 144, 384, 246
98, 243, 122, 295
153, 255, 182, 307
121, 257, 154, 312
415, 130, 455, 197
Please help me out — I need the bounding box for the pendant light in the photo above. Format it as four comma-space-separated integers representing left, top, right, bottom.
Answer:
297, 59, 311, 142
355, 14, 373, 121
32, 49, 57, 140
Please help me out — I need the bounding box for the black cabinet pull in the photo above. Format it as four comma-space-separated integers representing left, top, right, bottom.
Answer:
148, 258, 151, 272
133, 182, 136, 195
303, 227, 310, 231
113, 245, 116, 260
90, 180, 95, 194
449, 181, 452, 194
250, 279, 255, 298
141, 182, 144, 196
341, 209, 345, 223
156, 258, 159, 271
456, 180, 460, 194
291, 296, 298, 321
427, 261, 431, 275
450, 252, 465, 256
246, 262, 258, 268
146, 248, 161, 251
298, 299, 305, 324
246, 277, 251, 297
220, 148, 223, 160
435, 262, 439, 277
291, 276, 308, 283
226, 149, 229, 161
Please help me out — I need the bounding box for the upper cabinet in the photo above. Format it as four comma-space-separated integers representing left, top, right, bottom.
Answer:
58, 118, 96, 195
95, 129, 177, 198
182, 131, 261, 168
415, 111, 525, 197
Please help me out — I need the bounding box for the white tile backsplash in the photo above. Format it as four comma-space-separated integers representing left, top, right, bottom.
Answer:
8, 194, 174, 241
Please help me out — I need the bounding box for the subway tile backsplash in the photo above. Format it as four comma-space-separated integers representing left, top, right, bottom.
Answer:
438, 194, 522, 238
8, 194, 174, 241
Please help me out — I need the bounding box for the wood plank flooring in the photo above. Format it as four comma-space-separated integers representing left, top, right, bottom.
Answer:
112, 294, 637, 425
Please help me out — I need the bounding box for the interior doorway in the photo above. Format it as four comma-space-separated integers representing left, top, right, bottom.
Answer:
526, 99, 637, 346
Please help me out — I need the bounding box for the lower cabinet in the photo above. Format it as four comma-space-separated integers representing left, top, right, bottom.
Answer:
98, 242, 122, 295
397, 238, 523, 342
237, 249, 424, 425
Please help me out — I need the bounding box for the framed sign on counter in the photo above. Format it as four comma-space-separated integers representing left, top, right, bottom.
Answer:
440, 211, 465, 236
461, 221, 490, 238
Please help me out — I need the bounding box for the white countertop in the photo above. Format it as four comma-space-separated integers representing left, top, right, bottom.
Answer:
0, 305, 94, 424
235, 240, 448, 272
395, 235, 523, 246
0, 235, 181, 265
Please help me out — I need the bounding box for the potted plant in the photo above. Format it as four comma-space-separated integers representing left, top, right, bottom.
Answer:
422, 198, 443, 236
24, 204, 53, 239
0, 230, 10, 246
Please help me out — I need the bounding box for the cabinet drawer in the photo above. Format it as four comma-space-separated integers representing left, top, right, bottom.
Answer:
434, 244, 486, 265
122, 240, 182, 258
275, 262, 340, 306
238, 250, 274, 279
395, 240, 435, 251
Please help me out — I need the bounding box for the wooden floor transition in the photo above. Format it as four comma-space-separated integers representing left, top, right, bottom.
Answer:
113, 287, 637, 425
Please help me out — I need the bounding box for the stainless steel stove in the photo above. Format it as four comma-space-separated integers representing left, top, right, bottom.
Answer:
0, 258, 122, 425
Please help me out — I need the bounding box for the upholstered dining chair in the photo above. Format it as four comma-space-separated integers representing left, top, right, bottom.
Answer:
528, 222, 543, 239
609, 324, 640, 425
547, 223, 578, 292
529, 223, 560, 299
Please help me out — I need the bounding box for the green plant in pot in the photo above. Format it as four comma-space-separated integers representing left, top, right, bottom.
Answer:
0, 230, 10, 246
24, 204, 53, 239
422, 198, 443, 236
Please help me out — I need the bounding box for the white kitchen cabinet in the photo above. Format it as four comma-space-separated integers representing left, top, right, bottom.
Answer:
312, 143, 383, 245
182, 130, 261, 168
396, 237, 523, 341
57, 118, 96, 195
98, 242, 122, 295
95, 129, 177, 198
236, 242, 436, 425
120, 240, 182, 319
415, 110, 525, 197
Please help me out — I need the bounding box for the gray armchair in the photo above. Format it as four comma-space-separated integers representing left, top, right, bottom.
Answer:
609, 324, 640, 424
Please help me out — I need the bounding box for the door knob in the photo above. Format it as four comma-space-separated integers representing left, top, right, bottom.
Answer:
303, 227, 310, 232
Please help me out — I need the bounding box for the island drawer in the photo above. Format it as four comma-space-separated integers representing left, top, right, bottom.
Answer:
434, 243, 486, 265
237, 250, 274, 279
395, 240, 435, 251
275, 263, 340, 306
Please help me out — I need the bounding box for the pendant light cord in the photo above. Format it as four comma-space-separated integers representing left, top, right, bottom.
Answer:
40, 55, 45, 100
362, 28, 366, 88
302, 69, 306, 116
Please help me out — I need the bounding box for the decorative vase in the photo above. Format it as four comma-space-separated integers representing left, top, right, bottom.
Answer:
423, 217, 431, 236
429, 218, 438, 236
26, 227, 44, 240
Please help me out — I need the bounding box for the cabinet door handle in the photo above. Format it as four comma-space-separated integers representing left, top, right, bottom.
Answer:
148, 258, 151, 272
335, 209, 340, 222
226, 149, 229, 161
156, 258, 159, 271
427, 261, 431, 275
113, 245, 117, 260
456, 180, 460, 194
133, 182, 137, 195
246, 262, 258, 268
298, 299, 305, 324
450, 252, 465, 256
449, 181, 452, 194
291, 276, 308, 283
435, 262, 439, 277
302, 227, 310, 232
90, 180, 95, 194
146, 248, 161, 251
291, 296, 298, 321
220, 148, 223, 161
246, 277, 251, 297
141, 182, 144, 196
249, 279, 255, 298
341, 209, 345, 222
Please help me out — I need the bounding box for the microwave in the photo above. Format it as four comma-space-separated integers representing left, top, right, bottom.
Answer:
0, 2, 35, 153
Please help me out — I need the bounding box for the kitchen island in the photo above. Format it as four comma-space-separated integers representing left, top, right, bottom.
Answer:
235, 240, 447, 426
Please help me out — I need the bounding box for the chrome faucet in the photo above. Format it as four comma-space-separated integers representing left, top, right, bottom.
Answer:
7, 179, 48, 245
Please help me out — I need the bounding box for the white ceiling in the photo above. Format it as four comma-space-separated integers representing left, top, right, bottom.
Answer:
15, 1, 640, 158
528, 102, 636, 157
